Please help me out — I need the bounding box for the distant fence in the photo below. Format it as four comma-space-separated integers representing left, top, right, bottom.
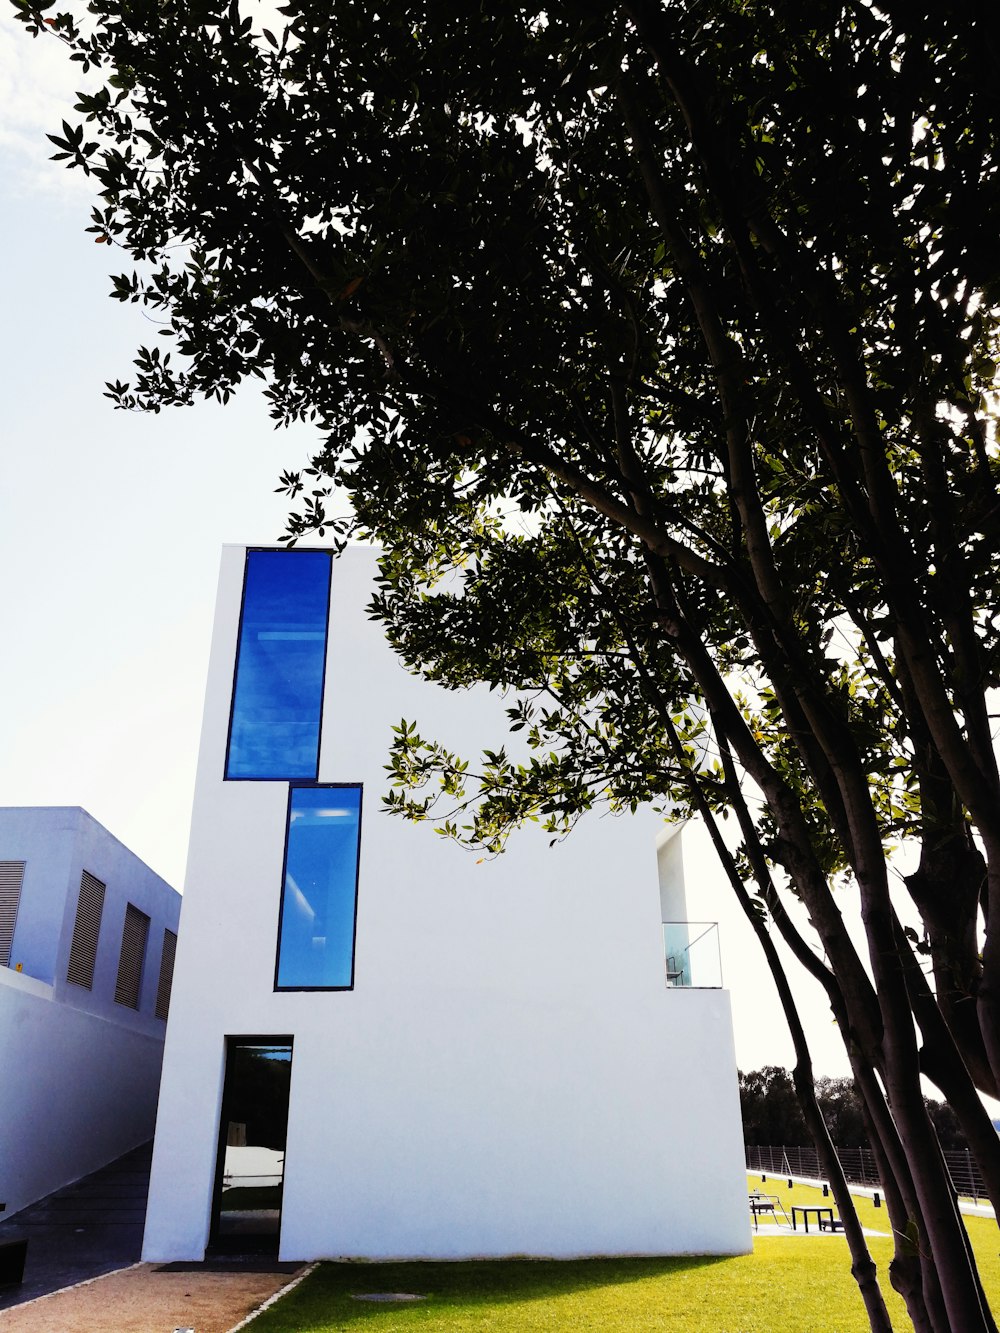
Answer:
745, 1144, 988, 1204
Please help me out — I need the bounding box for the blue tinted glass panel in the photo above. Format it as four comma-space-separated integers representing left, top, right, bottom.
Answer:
226, 550, 331, 780
276, 786, 361, 989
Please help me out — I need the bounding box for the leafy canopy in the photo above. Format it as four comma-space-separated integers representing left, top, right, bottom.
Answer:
16, 1, 1000, 1323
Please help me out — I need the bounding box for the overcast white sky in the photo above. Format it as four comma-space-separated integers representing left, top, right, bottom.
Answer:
0, 7, 900, 1083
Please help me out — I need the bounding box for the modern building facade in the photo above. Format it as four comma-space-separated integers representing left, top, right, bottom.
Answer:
0, 806, 180, 1218
142, 545, 749, 1261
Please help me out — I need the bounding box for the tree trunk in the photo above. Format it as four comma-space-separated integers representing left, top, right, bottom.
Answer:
702, 734, 892, 1331
848, 1057, 942, 1333
894, 915, 1000, 1216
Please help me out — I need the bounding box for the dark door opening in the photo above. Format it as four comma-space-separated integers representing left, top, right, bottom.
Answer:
209, 1037, 293, 1255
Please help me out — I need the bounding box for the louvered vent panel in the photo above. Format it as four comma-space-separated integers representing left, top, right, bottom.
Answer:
0, 862, 25, 969
154, 928, 177, 1021
66, 870, 106, 988
114, 903, 150, 1009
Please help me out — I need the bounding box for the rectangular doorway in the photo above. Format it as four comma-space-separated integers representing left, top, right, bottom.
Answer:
209, 1037, 293, 1254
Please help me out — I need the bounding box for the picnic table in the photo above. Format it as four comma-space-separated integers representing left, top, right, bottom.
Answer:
791, 1204, 843, 1233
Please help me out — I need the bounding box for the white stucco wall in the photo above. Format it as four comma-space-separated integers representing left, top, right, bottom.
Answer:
0, 807, 79, 985
0, 967, 165, 1217
0, 807, 180, 1215
0, 806, 180, 1037
143, 545, 750, 1261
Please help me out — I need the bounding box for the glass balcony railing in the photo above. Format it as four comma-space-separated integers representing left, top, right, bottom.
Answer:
662, 921, 722, 989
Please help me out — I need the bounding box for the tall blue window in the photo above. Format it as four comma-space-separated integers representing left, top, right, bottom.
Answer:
226, 550, 332, 780
275, 785, 362, 990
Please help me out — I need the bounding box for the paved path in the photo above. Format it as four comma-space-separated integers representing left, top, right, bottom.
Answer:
0, 1143, 151, 1311
0, 1150, 311, 1331
0, 1260, 311, 1332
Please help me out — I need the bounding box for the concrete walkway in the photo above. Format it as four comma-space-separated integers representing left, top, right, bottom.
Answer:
0, 1146, 312, 1331
0, 1143, 151, 1311
0, 1261, 312, 1333
753, 1171, 997, 1219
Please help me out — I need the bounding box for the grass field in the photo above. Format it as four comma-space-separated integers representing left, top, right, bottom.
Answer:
246, 1178, 1000, 1332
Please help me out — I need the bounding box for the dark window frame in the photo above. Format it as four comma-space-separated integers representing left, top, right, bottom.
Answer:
208, 1034, 294, 1257
223, 546, 333, 783
273, 782, 363, 993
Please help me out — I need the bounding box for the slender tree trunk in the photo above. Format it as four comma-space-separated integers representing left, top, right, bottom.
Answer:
978, 873, 1000, 1096
685, 738, 893, 1332
862, 878, 996, 1333
894, 915, 1000, 1216
590, 565, 894, 1328
710, 727, 968, 1333
849, 1065, 940, 1333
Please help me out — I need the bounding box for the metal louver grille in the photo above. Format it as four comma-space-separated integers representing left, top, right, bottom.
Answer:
66, 870, 106, 988
0, 862, 25, 969
114, 903, 150, 1009
154, 928, 177, 1021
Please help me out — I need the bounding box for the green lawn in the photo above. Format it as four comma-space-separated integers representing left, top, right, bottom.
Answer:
246, 1178, 999, 1332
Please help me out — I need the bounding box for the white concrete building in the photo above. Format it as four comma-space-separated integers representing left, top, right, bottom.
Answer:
0, 806, 180, 1218
142, 545, 749, 1261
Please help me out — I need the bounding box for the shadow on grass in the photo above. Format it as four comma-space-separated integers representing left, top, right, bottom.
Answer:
254, 1256, 734, 1329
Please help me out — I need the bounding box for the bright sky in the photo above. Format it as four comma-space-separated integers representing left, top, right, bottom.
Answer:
0, 8, 313, 887
0, 8, 866, 1080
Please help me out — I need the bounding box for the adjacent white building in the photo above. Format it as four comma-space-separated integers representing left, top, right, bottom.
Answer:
142, 544, 749, 1261
0, 806, 180, 1218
